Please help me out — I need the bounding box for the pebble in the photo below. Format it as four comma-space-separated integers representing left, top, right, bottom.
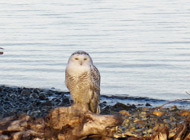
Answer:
21, 89, 31, 96
153, 111, 163, 117
119, 110, 130, 116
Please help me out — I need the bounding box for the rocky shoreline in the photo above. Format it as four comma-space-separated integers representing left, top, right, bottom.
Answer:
1, 85, 190, 139
0, 85, 160, 119
1, 85, 189, 118
0, 85, 71, 118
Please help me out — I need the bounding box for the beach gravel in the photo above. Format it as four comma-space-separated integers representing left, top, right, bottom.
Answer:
0, 85, 71, 118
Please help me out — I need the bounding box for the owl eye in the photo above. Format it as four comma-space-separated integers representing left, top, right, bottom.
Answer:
75, 58, 79, 60
84, 58, 87, 61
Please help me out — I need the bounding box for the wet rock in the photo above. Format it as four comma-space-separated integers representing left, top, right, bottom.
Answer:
32, 88, 40, 94
153, 111, 164, 117
101, 105, 111, 114
39, 92, 46, 100
112, 103, 136, 112
62, 97, 70, 106
21, 90, 31, 97
119, 110, 130, 116
30, 92, 39, 98
100, 101, 107, 108
0, 87, 2, 92
180, 111, 190, 116
52, 98, 61, 104
145, 103, 151, 106
43, 101, 52, 106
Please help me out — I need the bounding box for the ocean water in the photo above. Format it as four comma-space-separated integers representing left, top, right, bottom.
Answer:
0, 0, 190, 100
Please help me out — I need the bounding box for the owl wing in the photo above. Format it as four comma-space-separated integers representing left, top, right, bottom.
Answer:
89, 65, 101, 113
90, 65, 100, 91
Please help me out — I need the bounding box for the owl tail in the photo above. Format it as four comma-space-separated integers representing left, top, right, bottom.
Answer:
89, 94, 100, 114
89, 101, 100, 114
96, 105, 100, 114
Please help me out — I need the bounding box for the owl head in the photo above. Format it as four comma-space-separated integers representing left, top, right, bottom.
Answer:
67, 51, 93, 67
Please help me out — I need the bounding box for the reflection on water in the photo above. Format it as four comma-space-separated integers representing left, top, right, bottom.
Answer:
0, 0, 190, 100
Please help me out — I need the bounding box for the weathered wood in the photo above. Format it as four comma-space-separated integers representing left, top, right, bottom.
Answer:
0, 104, 123, 140
1, 104, 190, 140
46, 104, 123, 140
151, 126, 168, 140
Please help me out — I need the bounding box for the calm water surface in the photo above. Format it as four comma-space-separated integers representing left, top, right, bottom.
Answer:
0, 0, 190, 100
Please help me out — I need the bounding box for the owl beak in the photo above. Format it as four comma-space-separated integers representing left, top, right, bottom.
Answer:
79, 61, 83, 65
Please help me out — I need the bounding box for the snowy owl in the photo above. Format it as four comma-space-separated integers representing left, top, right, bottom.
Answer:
65, 51, 100, 114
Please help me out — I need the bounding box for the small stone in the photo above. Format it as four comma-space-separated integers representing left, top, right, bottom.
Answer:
170, 105, 178, 111
134, 118, 140, 123
58, 134, 65, 140
180, 111, 190, 116
0, 87, 2, 92
52, 98, 61, 103
145, 103, 151, 106
124, 119, 130, 124
101, 106, 111, 114
112, 103, 136, 111
119, 110, 130, 116
30, 92, 39, 98
62, 97, 70, 106
144, 107, 149, 111
153, 111, 163, 117
21, 90, 31, 96
39, 92, 46, 100
147, 129, 153, 134
33, 88, 40, 94
43, 101, 52, 106
100, 101, 107, 108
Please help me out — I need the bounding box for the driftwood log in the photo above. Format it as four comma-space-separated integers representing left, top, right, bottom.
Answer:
1, 103, 190, 140
0, 104, 123, 140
